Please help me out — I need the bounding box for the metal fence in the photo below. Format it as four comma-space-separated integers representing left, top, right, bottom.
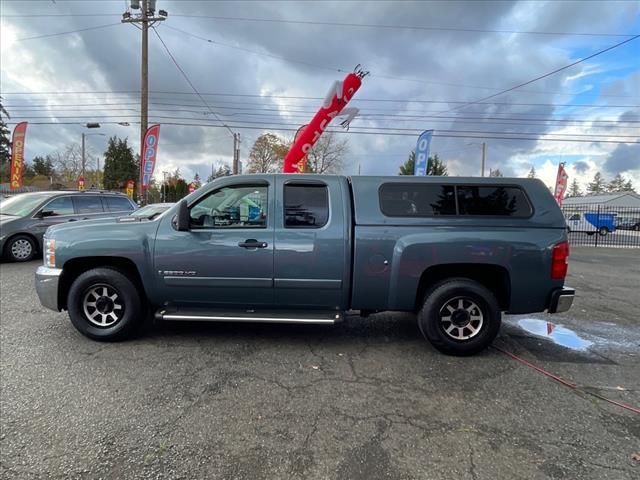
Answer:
562, 204, 640, 248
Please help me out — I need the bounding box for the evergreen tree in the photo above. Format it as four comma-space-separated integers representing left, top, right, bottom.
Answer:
206, 164, 231, 182
427, 154, 448, 176
398, 151, 448, 176
489, 168, 503, 177
567, 179, 582, 197
527, 167, 536, 178
623, 179, 636, 193
607, 173, 628, 193
192, 172, 202, 189
102, 137, 138, 190
32, 155, 55, 177
586, 171, 606, 195
398, 151, 415, 175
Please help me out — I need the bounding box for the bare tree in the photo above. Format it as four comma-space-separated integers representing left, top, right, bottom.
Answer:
246, 133, 288, 173
306, 132, 348, 174
50, 143, 97, 182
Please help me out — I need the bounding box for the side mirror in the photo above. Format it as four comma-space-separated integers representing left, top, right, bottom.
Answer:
175, 200, 190, 231
35, 210, 44, 219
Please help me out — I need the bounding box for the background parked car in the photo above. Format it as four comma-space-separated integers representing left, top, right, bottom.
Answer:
0, 191, 137, 262
128, 202, 174, 220
616, 216, 640, 231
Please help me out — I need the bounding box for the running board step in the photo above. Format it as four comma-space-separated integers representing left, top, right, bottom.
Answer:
155, 308, 343, 325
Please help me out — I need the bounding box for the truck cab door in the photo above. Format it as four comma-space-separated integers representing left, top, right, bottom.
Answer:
273, 176, 350, 310
153, 177, 275, 307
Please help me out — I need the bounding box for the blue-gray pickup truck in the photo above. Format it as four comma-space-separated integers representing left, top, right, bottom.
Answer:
35, 174, 574, 355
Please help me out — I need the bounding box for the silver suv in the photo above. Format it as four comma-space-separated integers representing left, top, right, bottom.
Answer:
0, 191, 137, 262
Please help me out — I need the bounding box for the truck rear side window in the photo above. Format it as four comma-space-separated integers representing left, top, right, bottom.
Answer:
284, 185, 329, 228
379, 184, 456, 216
457, 186, 532, 217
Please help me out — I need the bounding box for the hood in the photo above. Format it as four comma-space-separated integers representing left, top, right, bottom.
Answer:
0, 215, 19, 226
46, 215, 156, 238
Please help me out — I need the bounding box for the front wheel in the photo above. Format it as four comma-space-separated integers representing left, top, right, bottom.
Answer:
5, 235, 37, 262
598, 227, 609, 236
418, 279, 501, 356
67, 267, 142, 341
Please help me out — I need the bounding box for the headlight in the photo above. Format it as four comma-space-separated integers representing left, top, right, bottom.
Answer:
44, 238, 56, 267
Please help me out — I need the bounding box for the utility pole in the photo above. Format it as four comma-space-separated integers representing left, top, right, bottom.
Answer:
233, 133, 241, 174
481, 142, 486, 177
81, 132, 86, 179
122, 0, 167, 200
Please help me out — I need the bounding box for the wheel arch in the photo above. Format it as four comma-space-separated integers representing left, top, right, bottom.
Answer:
415, 263, 511, 312
59, 256, 148, 311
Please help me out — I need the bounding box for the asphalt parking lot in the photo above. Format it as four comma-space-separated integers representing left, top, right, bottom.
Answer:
1, 248, 639, 479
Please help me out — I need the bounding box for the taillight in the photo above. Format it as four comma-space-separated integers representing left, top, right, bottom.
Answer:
551, 241, 569, 280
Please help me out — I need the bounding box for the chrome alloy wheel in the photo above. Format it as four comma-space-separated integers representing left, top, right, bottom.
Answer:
82, 285, 124, 328
439, 297, 484, 341
11, 239, 33, 260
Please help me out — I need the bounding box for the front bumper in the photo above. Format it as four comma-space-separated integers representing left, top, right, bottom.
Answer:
35, 266, 63, 311
548, 286, 575, 314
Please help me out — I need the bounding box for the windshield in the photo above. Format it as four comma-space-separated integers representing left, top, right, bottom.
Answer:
130, 204, 172, 219
0, 193, 53, 217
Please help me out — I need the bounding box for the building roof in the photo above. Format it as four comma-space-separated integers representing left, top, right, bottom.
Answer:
563, 192, 640, 205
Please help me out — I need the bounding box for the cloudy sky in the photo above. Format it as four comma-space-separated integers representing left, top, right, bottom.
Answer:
1, 0, 639, 191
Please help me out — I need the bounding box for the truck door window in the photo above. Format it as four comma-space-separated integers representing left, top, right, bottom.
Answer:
379, 184, 456, 216
284, 184, 329, 228
456, 186, 532, 217
189, 185, 268, 228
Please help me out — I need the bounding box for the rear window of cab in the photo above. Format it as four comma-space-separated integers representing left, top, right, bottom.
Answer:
379, 184, 533, 218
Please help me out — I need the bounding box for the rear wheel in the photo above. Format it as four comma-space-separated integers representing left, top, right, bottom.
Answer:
5, 235, 37, 262
418, 279, 501, 356
67, 267, 142, 341
598, 226, 609, 236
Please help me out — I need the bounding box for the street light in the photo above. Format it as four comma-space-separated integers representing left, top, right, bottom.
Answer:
81, 130, 106, 188
466, 142, 487, 177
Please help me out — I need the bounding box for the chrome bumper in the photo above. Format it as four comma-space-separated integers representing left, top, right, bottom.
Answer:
35, 266, 63, 311
548, 287, 575, 314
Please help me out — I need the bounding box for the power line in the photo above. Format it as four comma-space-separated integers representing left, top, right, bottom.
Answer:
12, 112, 638, 126
8, 114, 639, 139
6, 98, 637, 109
8, 119, 637, 144
13, 22, 121, 41
151, 26, 234, 137
7, 102, 639, 122
3, 89, 637, 101
3, 12, 635, 37
162, 23, 638, 93
169, 14, 639, 38
441, 34, 640, 114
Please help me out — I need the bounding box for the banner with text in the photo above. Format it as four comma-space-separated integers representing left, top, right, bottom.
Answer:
141, 124, 161, 190
413, 130, 433, 176
554, 162, 569, 206
9, 122, 28, 189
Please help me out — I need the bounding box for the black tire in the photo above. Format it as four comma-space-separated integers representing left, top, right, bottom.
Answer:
417, 278, 501, 356
5, 234, 37, 262
598, 227, 609, 236
586, 232, 595, 236
634, 225, 639, 231
67, 267, 142, 341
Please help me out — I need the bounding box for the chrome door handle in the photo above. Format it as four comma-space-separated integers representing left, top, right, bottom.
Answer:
238, 239, 268, 249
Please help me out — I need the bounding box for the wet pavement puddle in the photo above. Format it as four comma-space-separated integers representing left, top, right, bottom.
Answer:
515, 318, 594, 351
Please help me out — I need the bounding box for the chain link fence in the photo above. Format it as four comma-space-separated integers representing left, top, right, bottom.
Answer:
562, 204, 640, 248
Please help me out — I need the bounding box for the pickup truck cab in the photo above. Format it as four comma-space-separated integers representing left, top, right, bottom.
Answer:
35, 175, 574, 355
